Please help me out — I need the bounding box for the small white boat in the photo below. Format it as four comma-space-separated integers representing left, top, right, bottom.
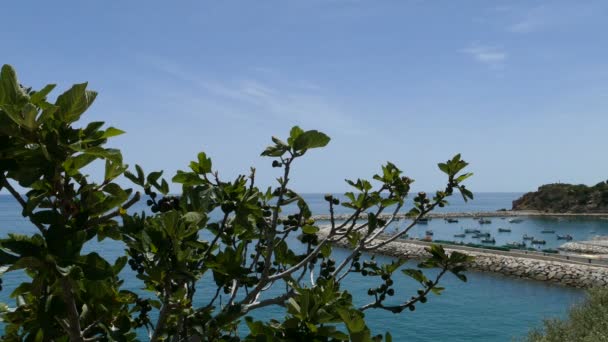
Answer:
508, 218, 524, 223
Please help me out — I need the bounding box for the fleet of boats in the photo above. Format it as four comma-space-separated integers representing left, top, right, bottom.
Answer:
413, 216, 584, 251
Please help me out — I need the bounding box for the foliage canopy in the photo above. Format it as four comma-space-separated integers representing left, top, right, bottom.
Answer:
0, 64, 473, 341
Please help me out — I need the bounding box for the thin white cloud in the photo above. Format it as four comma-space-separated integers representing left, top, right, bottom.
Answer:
138, 55, 365, 135
462, 45, 507, 67
507, 3, 601, 34
508, 5, 548, 33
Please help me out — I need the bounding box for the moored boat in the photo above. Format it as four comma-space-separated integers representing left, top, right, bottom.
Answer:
479, 219, 491, 224
541, 230, 555, 234
464, 228, 481, 234
556, 234, 573, 240
508, 218, 524, 223
453, 233, 466, 238
425, 230, 433, 236
445, 218, 459, 223
498, 228, 511, 232
532, 239, 546, 244
523, 234, 534, 240
481, 237, 496, 244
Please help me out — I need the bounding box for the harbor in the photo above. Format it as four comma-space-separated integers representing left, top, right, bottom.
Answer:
318, 226, 608, 288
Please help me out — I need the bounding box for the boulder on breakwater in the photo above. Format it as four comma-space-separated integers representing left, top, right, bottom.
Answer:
559, 236, 608, 256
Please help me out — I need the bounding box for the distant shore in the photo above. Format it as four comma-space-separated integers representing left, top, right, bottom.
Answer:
308, 210, 608, 221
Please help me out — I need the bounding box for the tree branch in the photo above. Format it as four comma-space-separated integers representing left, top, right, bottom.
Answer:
60, 277, 85, 342
2, 177, 46, 234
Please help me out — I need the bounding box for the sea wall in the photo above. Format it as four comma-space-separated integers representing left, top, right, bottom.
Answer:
320, 229, 608, 288
559, 236, 608, 255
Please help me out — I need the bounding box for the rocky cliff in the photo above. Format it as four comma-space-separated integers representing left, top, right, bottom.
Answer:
512, 182, 608, 213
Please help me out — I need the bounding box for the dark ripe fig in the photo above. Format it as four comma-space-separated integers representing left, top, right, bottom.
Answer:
272, 160, 281, 168
332, 198, 340, 205
146, 199, 153, 206
150, 192, 157, 199
221, 202, 234, 213
324, 194, 333, 202
409, 305, 416, 311
151, 205, 159, 213
387, 288, 395, 296
420, 296, 427, 303
386, 279, 394, 286
381, 274, 390, 280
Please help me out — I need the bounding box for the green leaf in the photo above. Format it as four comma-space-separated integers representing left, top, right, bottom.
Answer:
367, 213, 377, 233
21, 103, 38, 130
271, 136, 288, 148
63, 153, 97, 174
80, 147, 122, 164
182, 212, 204, 224
29, 84, 56, 105
0, 249, 19, 265
197, 152, 212, 173
173, 171, 204, 185
160, 179, 169, 195
0, 65, 26, 105
401, 269, 427, 284
292, 130, 330, 151
100, 127, 125, 139
113, 256, 128, 274
78, 252, 115, 280
135, 164, 145, 184
147, 171, 163, 184
260, 144, 288, 157
287, 126, 304, 146
456, 172, 473, 183
302, 225, 319, 234
54, 82, 97, 123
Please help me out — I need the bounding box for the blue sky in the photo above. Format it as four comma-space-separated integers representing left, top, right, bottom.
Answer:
3, 1, 608, 193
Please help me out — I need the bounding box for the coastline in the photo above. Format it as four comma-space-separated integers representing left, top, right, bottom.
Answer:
309, 210, 608, 221
318, 227, 608, 288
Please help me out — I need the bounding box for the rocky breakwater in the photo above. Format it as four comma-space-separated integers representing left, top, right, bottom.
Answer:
318, 228, 608, 288
559, 236, 608, 256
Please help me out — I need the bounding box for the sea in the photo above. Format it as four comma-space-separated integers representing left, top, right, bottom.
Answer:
0, 193, 592, 341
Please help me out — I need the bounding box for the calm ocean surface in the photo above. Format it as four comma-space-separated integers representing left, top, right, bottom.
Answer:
0, 193, 589, 340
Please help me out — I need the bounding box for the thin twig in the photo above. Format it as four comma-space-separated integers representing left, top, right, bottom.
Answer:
2, 177, 46, 234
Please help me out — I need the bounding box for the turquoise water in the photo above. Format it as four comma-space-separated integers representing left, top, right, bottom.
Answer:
0, 193, 587, 340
